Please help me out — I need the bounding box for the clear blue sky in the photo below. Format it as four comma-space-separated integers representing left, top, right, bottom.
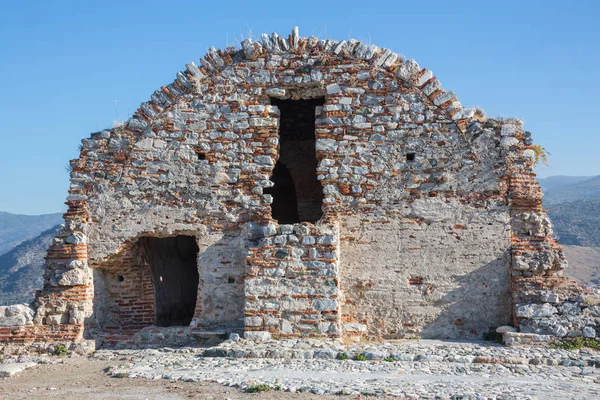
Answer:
1, 0, 598, 215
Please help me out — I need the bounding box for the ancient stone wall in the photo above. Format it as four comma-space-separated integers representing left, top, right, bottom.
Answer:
193, 231, 246, 331
245, 222, 340, 338
340, 209, 512, 340
1, 27, 594, 350
502, 122, 600, 341
88, 241, 155, 344
68, 28, 513, 341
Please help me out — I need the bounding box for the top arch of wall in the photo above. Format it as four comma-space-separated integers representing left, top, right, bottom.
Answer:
124, 26, 479, 134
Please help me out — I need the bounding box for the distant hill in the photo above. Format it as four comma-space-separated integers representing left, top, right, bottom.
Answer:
562, 245, 600, 285
0, 212, 63, 256
546, 200, 600, 248
538, 175, 594, 192
541, 175, 600, 205
0, 225, 59, 306
536, 175, 600, 249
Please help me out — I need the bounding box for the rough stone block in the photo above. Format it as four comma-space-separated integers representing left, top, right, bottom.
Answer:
0, 305, 35, 327
312, 299, 338, 311
516, 303, 558, 319
496, 325, 516, 333
46, 313, 69, 325
244, 331, 272, 341
244, 316, 263, 327
326, 83, 340, 94
583, 326, 597, 338
57, 268, 88, 286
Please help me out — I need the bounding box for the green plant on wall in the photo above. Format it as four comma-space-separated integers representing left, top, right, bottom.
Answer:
531, 144, 550, 166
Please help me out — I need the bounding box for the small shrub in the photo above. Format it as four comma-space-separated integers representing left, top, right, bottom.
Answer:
551, 337, 600, 351
337, 352, 348, 360
531, 144, 550, 166
482, 329, 504, 345
383, 356, 396, 362
353, 353, 367, 361
247, 383, 272, 393
113, 372, 130, 378
473, 107, 487, 122
52, 344, 68, 356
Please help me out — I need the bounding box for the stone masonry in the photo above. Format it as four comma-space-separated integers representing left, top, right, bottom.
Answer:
1, 27, 597, 352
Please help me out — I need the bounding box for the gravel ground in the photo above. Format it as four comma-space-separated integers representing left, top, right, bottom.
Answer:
0, 357, 348, 400
2, 339, 600, 399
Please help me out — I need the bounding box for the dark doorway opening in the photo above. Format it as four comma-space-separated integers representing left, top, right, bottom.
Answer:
267, 161, 299, 224
139, 236, 199, 327
267, 97, 325, 223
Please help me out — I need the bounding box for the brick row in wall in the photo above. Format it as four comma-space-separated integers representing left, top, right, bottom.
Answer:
90, 240, 156, 340
0, 324, 82, 342
503, 122, 600, 338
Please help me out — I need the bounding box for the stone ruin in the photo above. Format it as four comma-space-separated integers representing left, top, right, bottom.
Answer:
1, 27, 599, 352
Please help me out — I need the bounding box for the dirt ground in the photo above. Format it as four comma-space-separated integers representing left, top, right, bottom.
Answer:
0, 357, 365, 400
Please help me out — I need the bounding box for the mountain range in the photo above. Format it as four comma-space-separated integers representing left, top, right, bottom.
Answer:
538, 175, 600, 248
546, 200, 600, 247
0, 211, 63, 256
537, 175, 594, 192
540, 175, 600, 205
0, 212, 63, 305
0, 225, 59, 306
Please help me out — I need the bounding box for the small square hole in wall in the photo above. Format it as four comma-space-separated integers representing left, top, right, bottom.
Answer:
406, 153, 416, 162
197, 152, 206, 161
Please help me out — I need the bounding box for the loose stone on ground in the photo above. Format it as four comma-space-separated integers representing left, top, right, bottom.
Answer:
86, 339, 600, 399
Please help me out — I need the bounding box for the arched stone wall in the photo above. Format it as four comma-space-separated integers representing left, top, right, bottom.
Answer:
0, 27, 587, 350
